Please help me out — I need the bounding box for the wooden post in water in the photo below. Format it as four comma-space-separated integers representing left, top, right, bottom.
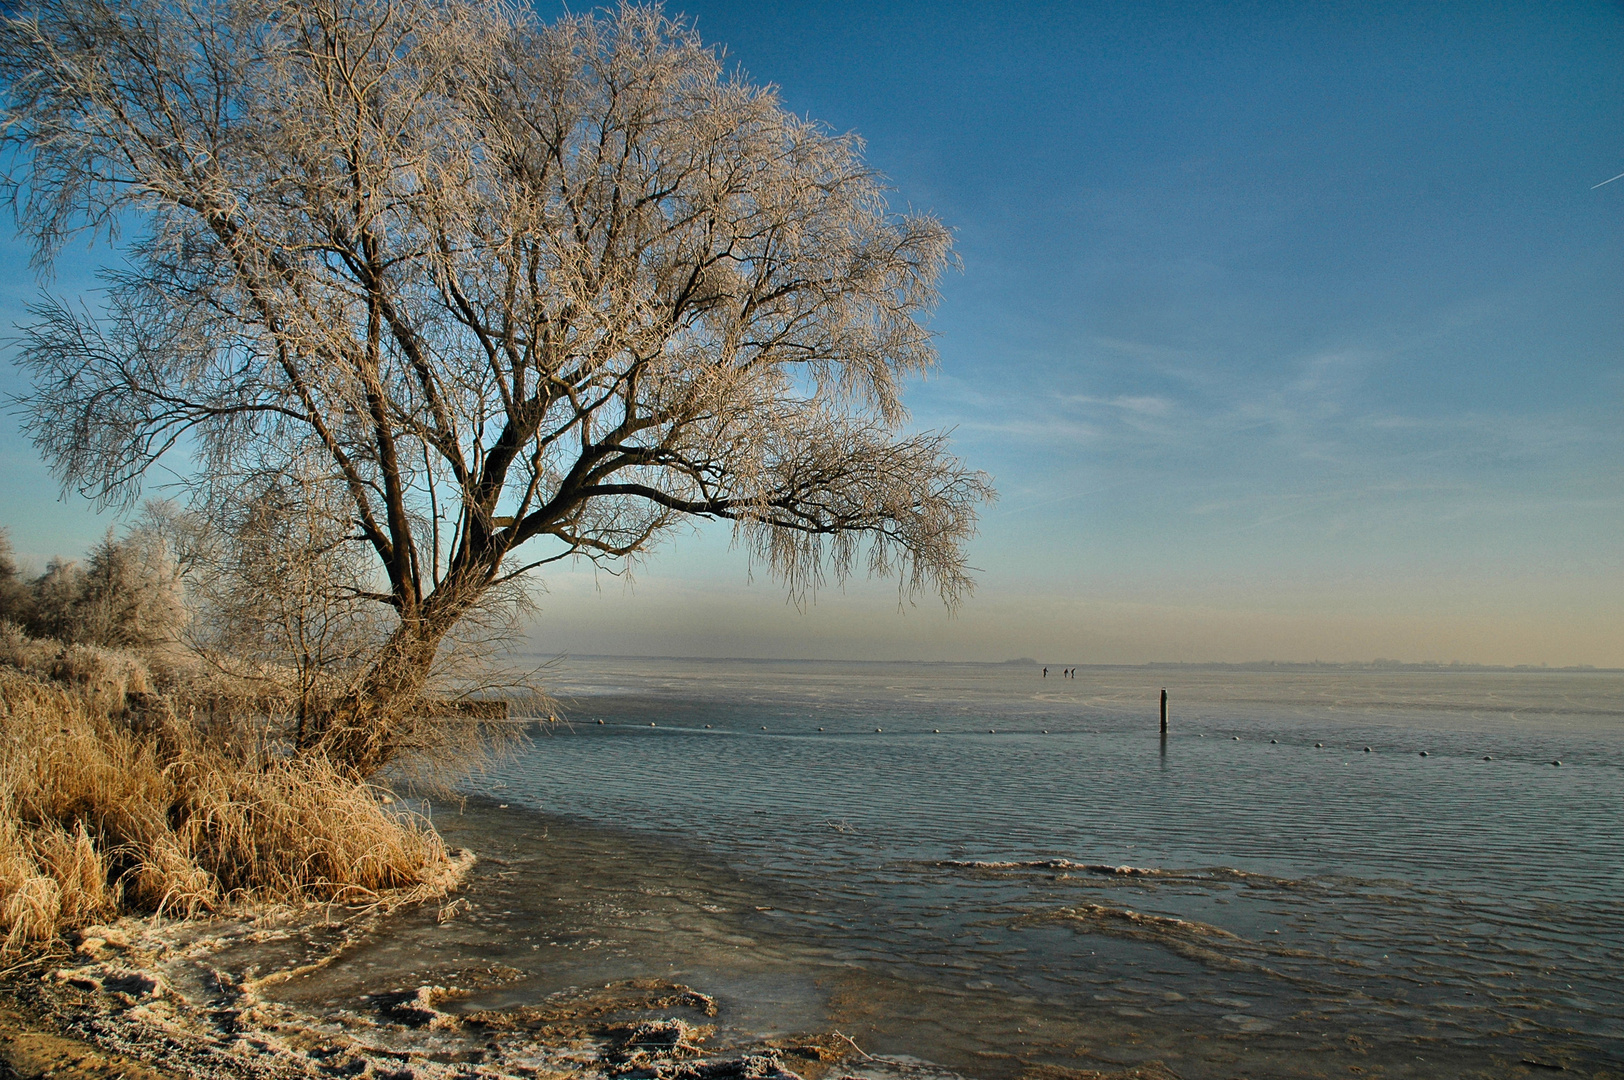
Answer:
1160, 688, 1168, 735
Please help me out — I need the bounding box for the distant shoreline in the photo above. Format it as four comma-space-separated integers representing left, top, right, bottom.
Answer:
528, 652, 1623, 675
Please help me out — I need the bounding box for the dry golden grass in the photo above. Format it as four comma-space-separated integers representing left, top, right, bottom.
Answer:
0, 660, 459, 950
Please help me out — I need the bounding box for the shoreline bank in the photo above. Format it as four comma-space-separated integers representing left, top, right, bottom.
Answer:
0, 796, 1196, 1080
0, 894, 840, 1080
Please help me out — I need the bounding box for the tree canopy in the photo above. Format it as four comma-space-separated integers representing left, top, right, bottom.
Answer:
1, 0, 991, 769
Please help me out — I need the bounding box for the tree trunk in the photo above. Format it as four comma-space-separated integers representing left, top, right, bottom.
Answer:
299, 616, 449, 775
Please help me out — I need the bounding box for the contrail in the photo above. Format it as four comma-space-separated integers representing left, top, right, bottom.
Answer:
1592, 171, 1624, 189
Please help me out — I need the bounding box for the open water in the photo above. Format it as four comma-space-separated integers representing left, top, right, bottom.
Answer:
278, 659, 1624, 1078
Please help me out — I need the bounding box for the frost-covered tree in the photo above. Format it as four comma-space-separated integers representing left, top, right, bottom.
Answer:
0, 532, 34, 628
1, 0, 991, 771
74, 527, 188, 649
0, 526, 184, 648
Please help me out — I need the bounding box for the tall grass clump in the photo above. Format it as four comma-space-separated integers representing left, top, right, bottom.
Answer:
0, 655, 459, 951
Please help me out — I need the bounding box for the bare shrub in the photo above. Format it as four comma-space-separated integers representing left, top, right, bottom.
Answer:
48, 642, 153, 713
176, 474, 390, 745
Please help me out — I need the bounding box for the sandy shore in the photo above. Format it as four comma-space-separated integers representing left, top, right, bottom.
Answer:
0, 908, 843, 1080
0, 882, 1177, 1080
0, 993, 171, 1080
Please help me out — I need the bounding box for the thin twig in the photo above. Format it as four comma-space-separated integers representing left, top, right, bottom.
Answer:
830, 1030, 875, 1061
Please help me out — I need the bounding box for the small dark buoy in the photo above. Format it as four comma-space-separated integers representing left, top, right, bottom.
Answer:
649, 722, 656, 727
1552, 760, 1562, 767
1042, 729, 1049, 734
761, 726, 767, 731
1363, 747, 1372, 752
597, 719, 604, 724
1232, 736, 1240, 741
989, 728, 995, 733
934, 728, 940, 733
1418, 751, 1428, 757
1315, 742, 1323, 748
876, 727, 882, 732
1270, 739, 1278, 744
818, 727, 824, 731
1482, 755, 1492, 761
705, 724, 712, 729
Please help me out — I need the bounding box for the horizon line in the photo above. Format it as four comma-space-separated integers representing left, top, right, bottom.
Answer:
518, 651, 1622, 674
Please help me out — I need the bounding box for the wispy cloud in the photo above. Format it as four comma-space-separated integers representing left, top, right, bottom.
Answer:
1056, 392, 1174, 417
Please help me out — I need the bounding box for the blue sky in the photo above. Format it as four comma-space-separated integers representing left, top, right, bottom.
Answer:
3, 1, 1621, 665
